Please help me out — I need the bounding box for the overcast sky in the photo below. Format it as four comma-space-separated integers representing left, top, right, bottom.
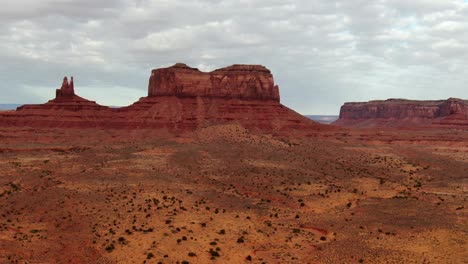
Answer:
1, 0, 467, 114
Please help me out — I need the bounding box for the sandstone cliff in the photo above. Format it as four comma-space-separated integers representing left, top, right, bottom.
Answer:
147, 63, 280, 101
334, 98, 468, 128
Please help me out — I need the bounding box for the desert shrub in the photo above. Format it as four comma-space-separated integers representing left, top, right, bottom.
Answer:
209, 248, 220, 258
105, 244, 115, 252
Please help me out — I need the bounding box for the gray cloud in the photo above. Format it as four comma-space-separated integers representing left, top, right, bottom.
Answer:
0, 0, 467, 114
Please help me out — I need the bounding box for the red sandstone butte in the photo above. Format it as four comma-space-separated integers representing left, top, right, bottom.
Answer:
0, 64, 327, 132
2, 77, 112, 128
18, 76, 109, 111
334, 98, 468, 129
148, 63, 279, 101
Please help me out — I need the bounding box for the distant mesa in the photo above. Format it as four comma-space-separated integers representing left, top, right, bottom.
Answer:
0, 63, 327, 132
334, 98, 468, 128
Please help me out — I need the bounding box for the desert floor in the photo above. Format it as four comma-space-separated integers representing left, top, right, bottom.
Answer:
0, 125, 466, 263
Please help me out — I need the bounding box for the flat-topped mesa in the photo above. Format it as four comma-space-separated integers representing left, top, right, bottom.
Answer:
439, 98, 468, 116
334, 98, 468, 128
55, 76, 75, 99
147, 63, 280, 102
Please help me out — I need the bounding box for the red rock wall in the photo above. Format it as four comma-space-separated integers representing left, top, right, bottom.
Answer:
334, 98, 468, 128
148, 63, 280, 101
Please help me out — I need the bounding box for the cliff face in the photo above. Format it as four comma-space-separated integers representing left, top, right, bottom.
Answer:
334, 98, 468, 128
148, 63, 280, 101
0, 64, 326, 132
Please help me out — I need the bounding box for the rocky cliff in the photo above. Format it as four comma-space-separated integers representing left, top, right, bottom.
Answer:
334, 98, 468, 128
0, 64, 326, 132
147, 63, 280, 101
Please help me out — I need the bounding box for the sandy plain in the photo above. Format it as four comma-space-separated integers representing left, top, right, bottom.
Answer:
0, 125, 466, 263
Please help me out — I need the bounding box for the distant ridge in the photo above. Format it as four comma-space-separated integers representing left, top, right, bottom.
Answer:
0, 104, 21, 110
334, 98, 468, 128
305, 115, 338, 124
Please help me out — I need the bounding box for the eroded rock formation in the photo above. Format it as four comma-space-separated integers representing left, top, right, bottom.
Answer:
16, 76, 108, 112
334, 98, 468, 128
148, 63, 280, 101
55, 77, 75, 99
0, 64, 326, 132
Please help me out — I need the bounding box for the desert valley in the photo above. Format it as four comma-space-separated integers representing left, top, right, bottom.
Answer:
0, 64, 466, 264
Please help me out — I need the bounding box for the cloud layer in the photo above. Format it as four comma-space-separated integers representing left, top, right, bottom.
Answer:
1, 0, 467, 114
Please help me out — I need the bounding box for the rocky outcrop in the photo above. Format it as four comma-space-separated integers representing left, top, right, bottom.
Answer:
0, 77, 112, 128
334, 98, 468, 128
16, 76, 109, 112
148, 63, 280, 101
55, 77, 75, 99
0, 64, 327, 132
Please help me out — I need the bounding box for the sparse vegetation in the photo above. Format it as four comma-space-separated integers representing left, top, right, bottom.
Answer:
0, 126, 464, 263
